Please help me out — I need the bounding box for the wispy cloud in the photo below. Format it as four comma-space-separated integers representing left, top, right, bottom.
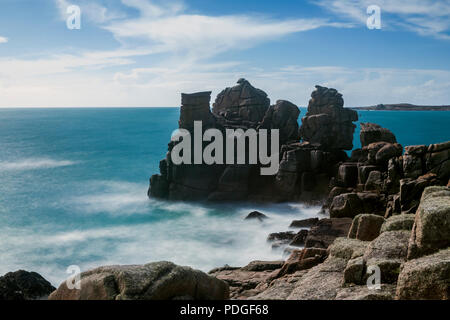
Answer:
315, 0, 450, 40
101, 0, 348, 59
0, 36, 8, 43
54, 0, 125, 23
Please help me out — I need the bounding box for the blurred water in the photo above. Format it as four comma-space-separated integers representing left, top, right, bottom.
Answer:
0, 108, 448, 285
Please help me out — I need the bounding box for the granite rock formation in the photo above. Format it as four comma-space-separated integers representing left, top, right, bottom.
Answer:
211, 186, 450, 300
149, 80, 359, 203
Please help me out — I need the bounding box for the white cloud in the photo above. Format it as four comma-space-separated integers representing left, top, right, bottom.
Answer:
0, 36, 8, 43
315, 0, 450, 39
54, 0, 125, 23
101, 0, 347, 59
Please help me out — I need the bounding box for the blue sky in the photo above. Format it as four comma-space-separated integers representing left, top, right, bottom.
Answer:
0, 0, 449, 107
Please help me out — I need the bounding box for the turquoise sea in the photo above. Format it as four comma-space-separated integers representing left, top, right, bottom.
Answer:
0, 108, 449, 285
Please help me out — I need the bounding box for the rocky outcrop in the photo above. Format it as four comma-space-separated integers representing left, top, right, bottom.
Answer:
149, 81, 359, 203
300, 85, 358, 150
49, 262, 229, 300
0, 270, 55, 300
360, 123, 397, 148
407, 186, 450, 259
213, 78, 270, 124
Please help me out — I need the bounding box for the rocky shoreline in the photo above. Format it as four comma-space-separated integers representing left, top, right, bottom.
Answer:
1, 79, 449, 300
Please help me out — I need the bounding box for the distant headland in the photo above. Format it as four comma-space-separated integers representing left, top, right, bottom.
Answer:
353, 103, 450, 111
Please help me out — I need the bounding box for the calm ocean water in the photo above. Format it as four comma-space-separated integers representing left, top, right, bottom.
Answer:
0, 107, 449, 285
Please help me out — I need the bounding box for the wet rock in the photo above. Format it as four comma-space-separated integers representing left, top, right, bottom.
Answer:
0, 270, 55, 300
396, 248, 450, 300
304, 218, 353, 249
289, 218, 319, 229
49, 262, 229, 300
348, 214, 385, 241
241, 261, 285, 272
360, 123, 397, 148
289, 229, 309, 247
407, 186, 450, 259
267, 231, 296, 243
244, 211, 268, 221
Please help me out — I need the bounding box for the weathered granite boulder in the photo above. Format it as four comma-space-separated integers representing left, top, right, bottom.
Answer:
49, 262, 229, 300
348, 214, 385, 241
300, 85, 358, 150
360, 123, 397, 148
212, 78, 270, 124
380, 214, 415, 233
0, 270, 55, 300
304, 218, 353, 249
396, 248, 450, 300
407, 186, 450, 259
363, 231, 410, 284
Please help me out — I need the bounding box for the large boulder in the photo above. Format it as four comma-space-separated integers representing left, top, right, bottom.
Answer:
348, 214, 385, 241
0, 270, 55, 300
49, 262, 229, 300
407, 186, 450, 259
396, 248, 450, 300
212, 78, 270, 124
300, 85, 358, 150
360, 123, 397, 148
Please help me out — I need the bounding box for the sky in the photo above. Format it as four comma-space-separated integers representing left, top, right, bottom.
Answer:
0, 0, 449, 107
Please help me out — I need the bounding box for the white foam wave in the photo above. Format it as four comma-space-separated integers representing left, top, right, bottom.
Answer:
0, 158, 76, 172
69, 181, 150, 215
0, 200, 322, 285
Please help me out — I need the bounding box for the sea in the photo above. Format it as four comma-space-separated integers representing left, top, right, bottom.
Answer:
0, 107, 449, 285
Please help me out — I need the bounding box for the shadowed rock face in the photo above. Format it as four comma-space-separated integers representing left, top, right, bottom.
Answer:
0, 270, 55, 300
149, 80, 359, 203
300, 85, 358, 150
360, 123, 397, 148
212, 78, 270, 124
